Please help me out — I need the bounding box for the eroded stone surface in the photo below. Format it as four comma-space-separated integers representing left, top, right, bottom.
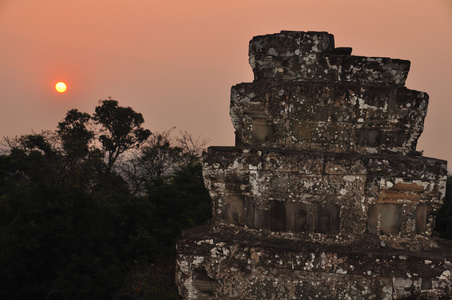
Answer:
178, 225, 452, 299
231, 69, 428, 154
176, 31, 451, 299
249, 31, 410, 85
203, 147, 446, 244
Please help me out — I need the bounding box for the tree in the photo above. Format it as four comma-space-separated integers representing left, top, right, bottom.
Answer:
119, 129, 210, 196
0, 137, 130, 299
2, 133, 63, 188
93, 99, 151, 173
0, 100, 211, 299
119, 129, 182, 195
57, 109, 93, 160
146, 162, 211, 251
174, 130, 210, 167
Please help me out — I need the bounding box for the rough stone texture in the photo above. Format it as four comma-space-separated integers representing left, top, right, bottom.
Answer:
176, 31, 451, 299
178, 225, 452, 299
248, 31, 410, 85
202, 147, 446, 244
231, 82, 428, 154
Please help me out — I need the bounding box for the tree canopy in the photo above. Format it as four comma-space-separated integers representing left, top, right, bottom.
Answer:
0, 99, 211, 299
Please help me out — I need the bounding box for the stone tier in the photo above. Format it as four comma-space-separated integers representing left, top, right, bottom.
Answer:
231, 80, 428, 155
250, 31, 410, 85
203, 147, 447, 243
177, 225, 452, 299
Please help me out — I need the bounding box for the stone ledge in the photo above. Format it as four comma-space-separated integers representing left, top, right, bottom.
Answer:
204, 147, 446, 177
177, 224, 452, 299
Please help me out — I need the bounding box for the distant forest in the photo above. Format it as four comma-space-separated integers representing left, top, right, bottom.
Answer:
0, 99, 211, 299
0, 100, 451, 300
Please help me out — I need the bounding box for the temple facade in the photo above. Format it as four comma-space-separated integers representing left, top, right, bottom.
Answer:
176, 31, 451, 299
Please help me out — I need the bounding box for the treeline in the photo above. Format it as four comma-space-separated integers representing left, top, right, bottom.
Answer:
0, 99, 211, 299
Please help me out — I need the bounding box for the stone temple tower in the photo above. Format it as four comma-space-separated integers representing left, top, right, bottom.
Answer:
176, 31, 451, 299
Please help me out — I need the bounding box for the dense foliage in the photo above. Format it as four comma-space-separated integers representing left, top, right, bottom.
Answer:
0, 100, 211, 299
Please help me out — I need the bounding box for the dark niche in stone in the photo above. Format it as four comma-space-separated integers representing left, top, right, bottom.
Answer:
176, 31, 451, 300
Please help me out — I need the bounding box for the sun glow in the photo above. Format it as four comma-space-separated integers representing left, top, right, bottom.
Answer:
55, 82, 67, 93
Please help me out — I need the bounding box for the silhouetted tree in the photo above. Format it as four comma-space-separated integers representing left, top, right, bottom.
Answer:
93, 99, 151, 173
57, 109, 93, 160
0, 100, 210, 299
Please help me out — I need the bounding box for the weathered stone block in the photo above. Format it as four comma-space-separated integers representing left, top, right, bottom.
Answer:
249, 31, 410, 85
202, 147, 446, 242
231, 79, 427, 154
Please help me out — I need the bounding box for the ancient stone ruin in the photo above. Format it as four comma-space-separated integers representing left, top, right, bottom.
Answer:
176, 31, 451, 299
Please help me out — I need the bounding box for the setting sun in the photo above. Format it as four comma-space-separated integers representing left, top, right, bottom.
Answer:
55, 82, 67, 93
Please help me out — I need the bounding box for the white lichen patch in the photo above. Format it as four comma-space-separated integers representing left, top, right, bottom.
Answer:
439, 270, 450, 281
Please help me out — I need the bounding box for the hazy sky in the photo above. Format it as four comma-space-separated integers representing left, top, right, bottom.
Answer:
1, 0, 451, 167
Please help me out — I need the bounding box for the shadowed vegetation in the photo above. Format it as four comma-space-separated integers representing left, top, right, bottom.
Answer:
0, 100, 211, 299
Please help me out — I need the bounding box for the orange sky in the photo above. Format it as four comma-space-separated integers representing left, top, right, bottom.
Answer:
1, 0, 451, 167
